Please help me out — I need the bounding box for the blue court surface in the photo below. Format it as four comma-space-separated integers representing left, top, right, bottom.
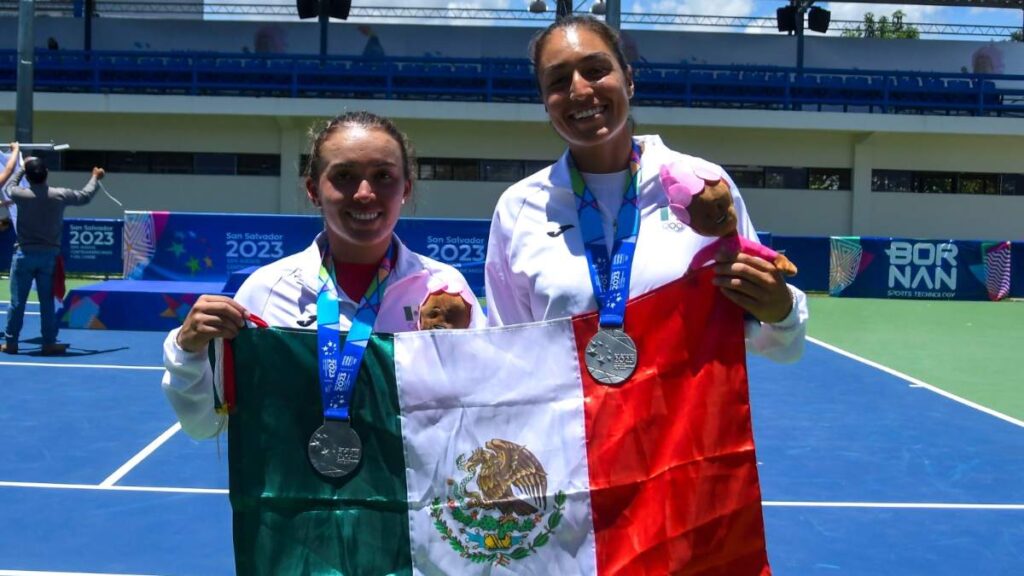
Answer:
1, 303, 1021, 575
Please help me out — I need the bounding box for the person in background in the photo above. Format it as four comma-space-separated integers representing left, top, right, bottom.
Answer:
484, 15, 807, 362
162, 111, 485, 439
0, 142, 20, 230
2, 147, 104, 355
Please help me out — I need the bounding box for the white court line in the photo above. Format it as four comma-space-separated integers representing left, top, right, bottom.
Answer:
0, 571, 158, 576
0, 361, 163, 370
100, 423, 182, 487
1, 480, 1021, 510
0, 480, 226, 495
0, 311, 40, 315
762, 501, 1024, 510
808, 336, 1024, 429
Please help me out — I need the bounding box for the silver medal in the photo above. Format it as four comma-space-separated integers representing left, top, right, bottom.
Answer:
584, 328, 637, 385
308, 420, 362, 478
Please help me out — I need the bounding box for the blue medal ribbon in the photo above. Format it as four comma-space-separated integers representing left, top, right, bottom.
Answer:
568, 140, 643, 327
316, 240, 396, 422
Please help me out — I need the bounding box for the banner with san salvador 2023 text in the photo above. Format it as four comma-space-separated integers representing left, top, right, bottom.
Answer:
120, 211, 489, 294
829, 236, 1011, 301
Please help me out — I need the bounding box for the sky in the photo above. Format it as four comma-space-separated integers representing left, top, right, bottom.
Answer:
205, 1, 1024, 41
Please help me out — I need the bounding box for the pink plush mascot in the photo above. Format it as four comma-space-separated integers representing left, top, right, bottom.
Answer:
660, 160, 798, 277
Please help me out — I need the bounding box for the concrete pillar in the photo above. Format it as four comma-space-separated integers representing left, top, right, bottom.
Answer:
276, 117, 303, 215
851, 132, 876, 236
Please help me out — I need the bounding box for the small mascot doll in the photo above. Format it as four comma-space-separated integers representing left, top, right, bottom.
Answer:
660, 159, 798, 277
417, 278, 474, 330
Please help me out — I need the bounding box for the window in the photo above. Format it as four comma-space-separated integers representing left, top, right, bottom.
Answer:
107, 151, 150, 173
765, 167, 808, 189
194, 153, 237, 175
872, 170, 913, 192
874, 169, 1018, 195
809, 168, 850, 191
724, 166, 764, 189
150, 152, 192, 174
450, 160, 479, 181
418, 159, 436, 180
433, 162, 452, 181
64, 151, 105, 172
482, 160, 524, 182
1000, 174, 1024, 196
236, 154, 280, 176
957, 173, 998, 195
917, 172, 953, 194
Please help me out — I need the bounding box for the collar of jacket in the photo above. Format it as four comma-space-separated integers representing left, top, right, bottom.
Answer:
547, 134, 668, 197
295, 231, 420, 305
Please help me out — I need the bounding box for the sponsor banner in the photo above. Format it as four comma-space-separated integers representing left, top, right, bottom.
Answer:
120, 211, 489, 295
829, 237, 1012, 301
61, 219, 123, 274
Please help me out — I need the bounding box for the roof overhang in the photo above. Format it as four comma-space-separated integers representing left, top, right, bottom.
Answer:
827, 1, 1023, 9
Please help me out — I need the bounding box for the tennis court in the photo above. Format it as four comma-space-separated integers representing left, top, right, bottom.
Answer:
1, 295, 1021, 575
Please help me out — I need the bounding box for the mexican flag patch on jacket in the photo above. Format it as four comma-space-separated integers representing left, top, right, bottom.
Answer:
222, 266, 770, 575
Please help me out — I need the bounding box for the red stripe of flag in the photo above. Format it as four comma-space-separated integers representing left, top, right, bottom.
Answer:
575, 267, 770, 575
53, 254, 66, 311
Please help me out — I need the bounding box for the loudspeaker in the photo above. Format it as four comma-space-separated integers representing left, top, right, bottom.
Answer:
297, 0, 318, 19
296, 0, 351, 20
328, 0, 352, 20
808, 6, 831, 33
776, 6, 797, 33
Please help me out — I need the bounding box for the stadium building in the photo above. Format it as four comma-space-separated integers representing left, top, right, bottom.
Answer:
1, 1, 1022, 242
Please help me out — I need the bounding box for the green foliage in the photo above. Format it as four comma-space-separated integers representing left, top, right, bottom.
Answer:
1012, 29, 1023, 42
841, 10, 920, 40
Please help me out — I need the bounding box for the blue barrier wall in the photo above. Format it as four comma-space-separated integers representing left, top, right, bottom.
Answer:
61, 219, 123, 274
6, 212, 1021, 302
772, 236, 830, 293
1013, 242, 1024, 298
1, 218, 123, 275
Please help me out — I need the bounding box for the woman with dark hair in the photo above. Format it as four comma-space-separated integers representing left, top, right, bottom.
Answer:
162, 111, 484, 439
485, 15, 807, 362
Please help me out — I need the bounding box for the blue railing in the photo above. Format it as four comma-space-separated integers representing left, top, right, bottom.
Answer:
1, 49, 1022, 117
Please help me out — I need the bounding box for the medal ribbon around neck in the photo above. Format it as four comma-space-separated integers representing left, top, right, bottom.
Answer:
316, 240, 396, 422
568, 139, 643, 327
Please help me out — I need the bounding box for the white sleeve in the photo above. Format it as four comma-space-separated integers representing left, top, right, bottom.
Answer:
724, 170, 808, 362
484, 196, 534, 327
743, 284, 808, 363
160, 327, 226, 439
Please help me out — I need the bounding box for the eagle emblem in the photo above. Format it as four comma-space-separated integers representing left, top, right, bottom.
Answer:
431, 439, 566, 567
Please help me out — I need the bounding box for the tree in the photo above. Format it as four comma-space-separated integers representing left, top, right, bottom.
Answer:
1012, 29, 1023, 42
841, 10, 920, 39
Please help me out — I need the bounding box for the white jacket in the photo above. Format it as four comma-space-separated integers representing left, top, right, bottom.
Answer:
485, 134, 807, 362
162, 233, 485, 439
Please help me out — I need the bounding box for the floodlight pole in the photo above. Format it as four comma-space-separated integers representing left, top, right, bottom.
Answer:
794, 0, 813, 78
319, 0, 329, 61
606, 0, 621, 31
84, 0, 94, 52
16, 0, 35, 144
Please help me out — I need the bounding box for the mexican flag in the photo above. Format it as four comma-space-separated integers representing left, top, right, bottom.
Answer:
221, 267, 770, 575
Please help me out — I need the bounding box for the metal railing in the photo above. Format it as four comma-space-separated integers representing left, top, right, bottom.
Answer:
2, 49, 1022, 117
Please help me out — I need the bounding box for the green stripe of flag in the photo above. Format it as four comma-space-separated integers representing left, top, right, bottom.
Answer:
229, 329, 412, 575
